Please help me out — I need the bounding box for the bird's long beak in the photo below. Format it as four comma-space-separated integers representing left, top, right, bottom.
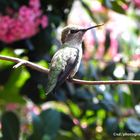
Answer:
79, 23, 104, 32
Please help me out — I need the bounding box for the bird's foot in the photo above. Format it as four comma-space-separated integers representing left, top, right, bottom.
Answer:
67, 76, 73, 82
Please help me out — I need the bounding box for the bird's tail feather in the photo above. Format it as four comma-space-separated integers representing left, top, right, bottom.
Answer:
46, 80, 56, 95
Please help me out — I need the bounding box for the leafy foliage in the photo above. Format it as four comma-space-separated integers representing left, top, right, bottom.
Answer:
1, 111, 20, 140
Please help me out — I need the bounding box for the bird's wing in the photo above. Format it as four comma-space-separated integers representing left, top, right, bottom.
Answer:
46, 47, 79, 94
56, 49, 79, 87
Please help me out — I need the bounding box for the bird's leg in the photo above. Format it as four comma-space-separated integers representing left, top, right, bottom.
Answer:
67, 76, 73, 82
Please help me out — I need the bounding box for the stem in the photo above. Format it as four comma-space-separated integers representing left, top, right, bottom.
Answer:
71, 79, 140, 85
0, 55, 49, 74
0, 55, 140, 85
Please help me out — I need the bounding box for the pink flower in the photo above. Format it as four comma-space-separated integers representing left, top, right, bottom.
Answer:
133, 0, 140, 8
121, 3, 129, 10
29, 0, 40, 9
0, 0, 48, 43
6, 103, 19, 111
107, 33, 118, 58
40, 15, 48, 28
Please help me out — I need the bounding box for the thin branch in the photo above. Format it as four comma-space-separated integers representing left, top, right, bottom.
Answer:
0, 55, 49, 74
13, 61, 26, 68
0, 55, 140, 85
71, 79, 140, 85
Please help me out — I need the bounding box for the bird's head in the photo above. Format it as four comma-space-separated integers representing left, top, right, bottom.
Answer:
61, 24, 103, 45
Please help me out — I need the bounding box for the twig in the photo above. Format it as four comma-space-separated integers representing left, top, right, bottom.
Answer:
0, 55, 140, 85
71, 79, 140, 85
13, 61, 26, 68
0, 55, 49, 74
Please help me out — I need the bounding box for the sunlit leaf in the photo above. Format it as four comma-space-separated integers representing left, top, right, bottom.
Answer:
0, 68, 25, 103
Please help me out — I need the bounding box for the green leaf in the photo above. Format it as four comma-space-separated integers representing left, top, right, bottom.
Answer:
102, 0, 112, 8
67, 101, 81, 117
42, 135, 51, 140
132, 70, 140, 104
102, 62, 116, 77
104, 30, 111, 54
100, 99, 116, 112
40, 109, 61, 138
105, 117, 120, 136
0, 68, 26, 103
81, 1, 99, 23
1, 111, 20, 140
28, 113, 44, 140
125, 117, 140, 133
102, 0, 125, 14
111, 1, 126, 14
28, 109, 61, 140
57, 132, 78, 140
60, 113, 74, 131
74, 88, 93, 101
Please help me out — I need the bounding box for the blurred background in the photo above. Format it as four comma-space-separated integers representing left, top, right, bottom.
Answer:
0, 0, 140, 139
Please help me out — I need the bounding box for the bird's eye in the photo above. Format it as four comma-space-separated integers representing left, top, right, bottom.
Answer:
70, 30, 78, 34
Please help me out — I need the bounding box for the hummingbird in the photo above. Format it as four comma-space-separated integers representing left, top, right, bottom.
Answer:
46, 24, 103, 95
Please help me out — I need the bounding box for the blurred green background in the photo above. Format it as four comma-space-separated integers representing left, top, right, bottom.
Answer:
0, 0, 140, 140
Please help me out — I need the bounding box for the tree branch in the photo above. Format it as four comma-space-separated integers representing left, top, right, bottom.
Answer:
71, 79, 140, 85
0, 55, 49, 74
0, 55, 140, 85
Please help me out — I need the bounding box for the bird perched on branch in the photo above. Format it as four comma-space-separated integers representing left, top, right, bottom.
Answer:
46, 24, 103, 95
